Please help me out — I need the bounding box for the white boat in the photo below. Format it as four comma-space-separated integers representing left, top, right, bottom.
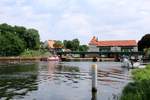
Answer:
121, 58, 146, 69
121, 58, 132, 68
133, 62, 140, 68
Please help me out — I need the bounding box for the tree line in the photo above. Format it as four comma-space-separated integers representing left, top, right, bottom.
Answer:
53, 39, 89, 51
0, 23, 40, 56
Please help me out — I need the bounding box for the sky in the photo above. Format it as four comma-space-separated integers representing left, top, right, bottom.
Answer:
0, 0, 150, 44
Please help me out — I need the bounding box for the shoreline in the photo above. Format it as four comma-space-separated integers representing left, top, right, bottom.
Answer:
0, 57, 116, 62
62, 57, 116, 61
0, 57, 41, 62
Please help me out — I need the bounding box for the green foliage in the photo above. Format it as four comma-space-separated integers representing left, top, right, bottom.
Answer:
56, 65, 80, 72
63, 40, 67, 48
20, 49, 51, 57
25, 29, 40, 49
72, 39, 80, 51
14, 27, 40, 50
63, 40, 73, 50
40, 41, 45, 49
121, 65, 150, 100
63, 39, 87, 51
132, 65, 150, 81
0, 23, 40, 56
79, 45, 89, 51
0, 30, 25, 56
138, 34, 150, 51
53, 40, 63, 48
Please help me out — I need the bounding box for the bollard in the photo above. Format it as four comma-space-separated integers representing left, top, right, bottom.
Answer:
91, 64, 97, 92
92, 90, 97, 100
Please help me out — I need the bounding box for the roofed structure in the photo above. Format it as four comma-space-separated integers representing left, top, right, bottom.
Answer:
89, 36, 137, 47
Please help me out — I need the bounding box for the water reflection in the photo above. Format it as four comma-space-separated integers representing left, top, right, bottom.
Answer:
47, 61, 57, 75
0, 61, 130, 100
56, 64, 80, 72
91, 91, 97, 100
0, 63, 38, 99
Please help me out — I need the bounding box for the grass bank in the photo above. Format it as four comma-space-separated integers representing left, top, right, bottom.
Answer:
20, 49, 52, 57
121, 64, 150, 100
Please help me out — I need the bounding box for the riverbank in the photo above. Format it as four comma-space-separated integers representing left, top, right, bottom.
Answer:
61, 57, 115, 61
0, 57, 41, 62
121, 64, 150, 100
0, 49, 52, 62
0, 57, 117, 62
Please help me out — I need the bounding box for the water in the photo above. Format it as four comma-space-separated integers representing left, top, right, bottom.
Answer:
0, 61, 131, 100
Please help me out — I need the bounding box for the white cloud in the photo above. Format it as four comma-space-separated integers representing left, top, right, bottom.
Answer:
54, 13, 92, 35
0, 0, 150, 44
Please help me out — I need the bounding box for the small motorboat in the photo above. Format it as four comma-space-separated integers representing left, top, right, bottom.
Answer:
40, 56, 60, 61
47, 56, 60, 61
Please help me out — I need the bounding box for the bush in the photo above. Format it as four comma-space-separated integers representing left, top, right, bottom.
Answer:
20, 49, 51, 57
121, 65, 150, 100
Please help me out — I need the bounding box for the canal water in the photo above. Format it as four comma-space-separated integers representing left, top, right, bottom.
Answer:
0, 61, 131, 100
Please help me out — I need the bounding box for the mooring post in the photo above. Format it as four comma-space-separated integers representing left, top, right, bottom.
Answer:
91, 64, 97, 92
92, 90, 97, 100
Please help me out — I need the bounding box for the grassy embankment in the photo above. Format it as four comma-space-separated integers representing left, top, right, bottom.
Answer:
121, 64, 150, 100
20, 49, 52, 57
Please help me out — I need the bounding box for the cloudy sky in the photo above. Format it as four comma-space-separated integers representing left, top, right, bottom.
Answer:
0, 0, 150, 44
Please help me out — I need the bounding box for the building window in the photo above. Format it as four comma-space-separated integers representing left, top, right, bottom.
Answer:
99, 47, 111, 52
121, 47, 133, 52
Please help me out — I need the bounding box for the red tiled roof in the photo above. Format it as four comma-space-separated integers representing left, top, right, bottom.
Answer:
89, 36, 99, 45
89, 36, 137, 47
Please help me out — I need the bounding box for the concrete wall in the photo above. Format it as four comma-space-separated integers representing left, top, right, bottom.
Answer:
111, 47, 121, 52
88, 45, 99, 52
133, 47, 138, 52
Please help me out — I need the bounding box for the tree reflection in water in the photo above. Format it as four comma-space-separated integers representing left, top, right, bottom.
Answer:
0, 63, 38, 99
56, 64, 80, 72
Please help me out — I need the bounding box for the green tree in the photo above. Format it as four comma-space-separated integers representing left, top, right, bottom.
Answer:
63, 39, 80, 51
0, 31, 25, 56
138, 34, 150, 51
79, 45, 89, 51
0, 23, 40, 56
14, 27, 40, 50
14, 26, 26, 39
63, 40, 67, 49
53, 41, 63, 48
0, 23, 14, 32
72, 39, 80, 51
24, 29, 40, 49
65, 40, 73, 50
